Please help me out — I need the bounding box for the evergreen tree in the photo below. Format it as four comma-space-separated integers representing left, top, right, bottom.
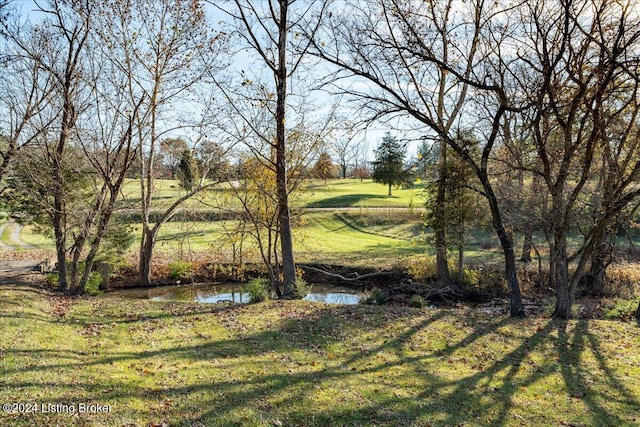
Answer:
311, 151, 336, 184
371, 132, 409, 196
176, 149, 199, 191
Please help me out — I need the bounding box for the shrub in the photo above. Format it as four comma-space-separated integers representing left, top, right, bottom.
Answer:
409, 294, 425, 308
404, 255, 437, 280
246, 278, 270, 303
45, 274, 58, 288
84, 272, 103, 296
168, 261, 193, 281
603, 263, 640, 298
290, 278, 310, 299
603, 299, 639, 321
363, 288, 387, 305
454, 268, 481, 288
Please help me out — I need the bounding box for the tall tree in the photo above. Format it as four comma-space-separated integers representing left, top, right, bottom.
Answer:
311, 151, 336, 184
371, 132, 408, 196
224, 125, 321, 295
310, 0, 526, 316
97, 0, 227, 285
4, 0, 93, 291
331, 131, 357, 179
517, 0, 640, 318
211, 0, 330, 298
3, 0, 146, 293
176, 148, 199, 191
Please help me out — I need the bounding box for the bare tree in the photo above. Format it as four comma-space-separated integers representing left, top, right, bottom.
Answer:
331, 127, 357, 179
517, 0, 640, 318
2, 0, 93, 291
310, 0, 526, 316
0, 13, 56, 187
210, 0, 330, 298
96, 0, 227, 285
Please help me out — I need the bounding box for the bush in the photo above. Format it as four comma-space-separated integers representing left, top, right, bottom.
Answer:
404, 255, 437, 280
246, 278, 270, 303
603, 299, 639, 321
168, 261, 193, 281
290, 278, 310, 299
84, 272, 103, 296
409, 294, 426, 308
45, 274, 58, 288
363, 288, 387, 305
454, 268, 481, 288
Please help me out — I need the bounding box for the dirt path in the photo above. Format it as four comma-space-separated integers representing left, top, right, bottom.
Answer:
0, 222, 35, 250
0, 222, 15, 250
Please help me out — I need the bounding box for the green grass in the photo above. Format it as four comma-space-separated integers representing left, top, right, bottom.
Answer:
11, 178, 640, 273
16, 225, 53, 249
1, 281, 639, 426
125, 212, 427, 267
117, 178, 426, 210
0, 222, 13, 246
295, 212, 425, 265
303, 179, 425, 208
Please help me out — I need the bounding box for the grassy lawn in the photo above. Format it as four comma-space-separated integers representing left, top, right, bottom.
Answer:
1, 279, 639, 426
127, 212, 427, 267
303, 179, 425, 208
8, 177, 640, 272
295, 212, 425, 266
116, 178, 425, 210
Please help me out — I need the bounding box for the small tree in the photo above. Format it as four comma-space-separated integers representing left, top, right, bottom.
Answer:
176, 149, 199, 191
160, 137, 189, 178
311, 151, 336, 184
371, 132, 410, 196
424, 145, 485, 282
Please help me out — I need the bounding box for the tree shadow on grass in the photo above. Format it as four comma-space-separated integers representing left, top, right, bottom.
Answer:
333, 213, 412, 242
307, 194, 388, 208
1, 302, 639, 426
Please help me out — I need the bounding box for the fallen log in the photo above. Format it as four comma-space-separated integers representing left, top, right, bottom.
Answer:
301, 265, 395, 282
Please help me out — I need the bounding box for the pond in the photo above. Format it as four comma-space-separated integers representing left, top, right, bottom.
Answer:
103, 282, 363, 305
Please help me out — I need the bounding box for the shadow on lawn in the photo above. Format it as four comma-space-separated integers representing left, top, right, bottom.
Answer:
2, 302, 639, 426
307, 193, 388, 208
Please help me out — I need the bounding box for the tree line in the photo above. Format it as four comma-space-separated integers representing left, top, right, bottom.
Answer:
1, 0, 639, 319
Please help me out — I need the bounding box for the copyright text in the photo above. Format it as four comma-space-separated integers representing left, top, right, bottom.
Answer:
2, 402, 111, 415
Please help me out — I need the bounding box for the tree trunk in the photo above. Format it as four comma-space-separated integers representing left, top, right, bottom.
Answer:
276, 0, 296, 298
584, 234, 613, 296
457, 244, 464, 282
484, 180, 525, 317
435, 138, 451, 287
547, 241, 555, 290
53, 143, 67, 292
138, 227, 156, 286
504, 246, 524, 317
69, 244, 84, 292
520, 222, 533, 263
387, 182, 392, 196
553, 282, 573, 320
53, 216, 67, 291
552, 233, 573, 319
78, 192, 120, 292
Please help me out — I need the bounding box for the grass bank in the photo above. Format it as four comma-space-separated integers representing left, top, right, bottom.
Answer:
1, 276, 639, 426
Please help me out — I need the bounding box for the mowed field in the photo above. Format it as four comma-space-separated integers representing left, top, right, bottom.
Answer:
6, 178, 630, 268
2, 181, 640, 427
5, 179, 435, 266
1, 280, 639, 426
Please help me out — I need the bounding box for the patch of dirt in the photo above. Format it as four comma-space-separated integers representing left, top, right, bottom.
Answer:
0, 270, 48, 287
0, 270, 81, 318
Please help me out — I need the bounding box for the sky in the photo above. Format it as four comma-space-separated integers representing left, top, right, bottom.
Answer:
6, 0, 421, 161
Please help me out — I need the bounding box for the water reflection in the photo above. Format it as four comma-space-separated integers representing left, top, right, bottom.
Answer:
105, 282, 362, 305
